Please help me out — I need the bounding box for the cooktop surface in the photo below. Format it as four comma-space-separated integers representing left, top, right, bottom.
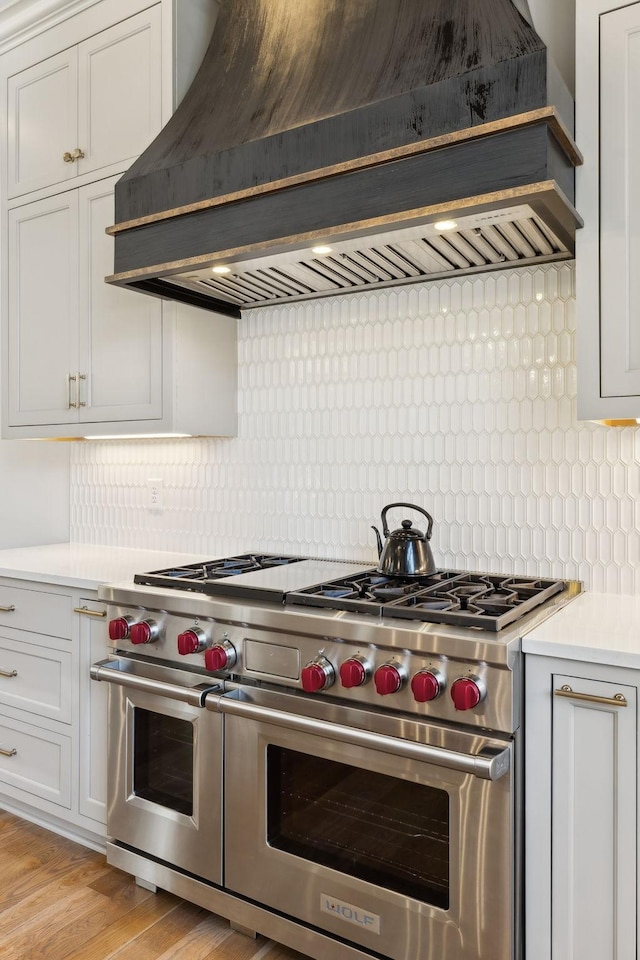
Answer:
133, 553, 571, 631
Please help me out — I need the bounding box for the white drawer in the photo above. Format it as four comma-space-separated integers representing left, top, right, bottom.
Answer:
0, 635, 72, 723
0, 583, 72, 639
0, 714, 71, 807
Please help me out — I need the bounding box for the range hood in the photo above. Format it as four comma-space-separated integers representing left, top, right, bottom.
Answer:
107, 0, 582, 319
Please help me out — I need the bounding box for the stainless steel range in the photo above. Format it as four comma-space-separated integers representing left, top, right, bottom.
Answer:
92, 552, 580, 960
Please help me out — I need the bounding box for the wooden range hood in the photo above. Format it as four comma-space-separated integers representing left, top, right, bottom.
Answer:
107, 0, 582, 319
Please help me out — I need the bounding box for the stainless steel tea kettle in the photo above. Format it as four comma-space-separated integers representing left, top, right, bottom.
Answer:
372, 502, 436, 577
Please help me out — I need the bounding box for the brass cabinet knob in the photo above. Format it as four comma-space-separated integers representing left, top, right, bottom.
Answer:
62, 148, 85, 163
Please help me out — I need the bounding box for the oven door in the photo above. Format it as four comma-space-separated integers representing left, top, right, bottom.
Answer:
91, 657, 224, 885
216, 684, 515, 960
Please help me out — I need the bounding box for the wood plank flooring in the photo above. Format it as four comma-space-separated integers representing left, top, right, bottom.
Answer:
0, 811, 307, 960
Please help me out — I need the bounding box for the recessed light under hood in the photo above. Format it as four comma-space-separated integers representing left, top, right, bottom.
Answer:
107, 0, 582, 319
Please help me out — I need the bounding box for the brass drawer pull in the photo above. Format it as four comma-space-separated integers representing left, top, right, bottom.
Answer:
555, 684, 628, 707
0, 669, 17, 678
74, 606, 106, 618
0, 747, 17, 758
0, 605, 15, 613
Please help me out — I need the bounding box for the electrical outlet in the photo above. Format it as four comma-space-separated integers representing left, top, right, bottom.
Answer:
147, 478, 163, 510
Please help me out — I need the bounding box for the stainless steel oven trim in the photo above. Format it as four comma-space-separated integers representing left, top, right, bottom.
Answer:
97, 654, 224, 886
223, 696, 514, 960
213, 691, 510, 780
106, 839, 390, 960
121, 692, 206, 826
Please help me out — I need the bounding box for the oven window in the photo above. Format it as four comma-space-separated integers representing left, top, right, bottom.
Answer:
267, 746, 449, 908
133, 709, 194, 816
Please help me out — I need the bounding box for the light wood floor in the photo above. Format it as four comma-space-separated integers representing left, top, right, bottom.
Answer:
0, 810, 307, 960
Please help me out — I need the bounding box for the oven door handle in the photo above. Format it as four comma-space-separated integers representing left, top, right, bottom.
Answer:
90, 659, 223, 708
212, 693, 511, 781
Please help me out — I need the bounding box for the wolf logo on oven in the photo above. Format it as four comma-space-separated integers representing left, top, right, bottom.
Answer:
321, 895, 381, 935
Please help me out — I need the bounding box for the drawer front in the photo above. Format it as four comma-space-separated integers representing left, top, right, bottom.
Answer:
0, 715, 71, 807
0, 584, 72, 638
0, 636, 72, 723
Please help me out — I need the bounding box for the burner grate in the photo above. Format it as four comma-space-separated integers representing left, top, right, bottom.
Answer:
286, 571, 567, 631
133, 553, 305, 592
286, 571, 463, 616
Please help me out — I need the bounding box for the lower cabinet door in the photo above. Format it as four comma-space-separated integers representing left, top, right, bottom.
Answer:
552, 673, 637, 959
77, 599, 108, 823
0, 633, 72, 724
0, 714, 71, 808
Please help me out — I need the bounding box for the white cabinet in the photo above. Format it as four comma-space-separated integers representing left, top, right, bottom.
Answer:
8, 178, 163, 427
0, 579, 109, 843
525, 655, 638, 959
0, 0, 236, 440
8, 190, 79, 425
77, 599, 108, 823
7, 47, 77, 199
577, 0, 640, 419
0, 632, 73, 724
7, 7, 162, 199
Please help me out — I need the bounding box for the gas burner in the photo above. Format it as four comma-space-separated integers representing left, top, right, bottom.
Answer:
287, 569, 567, 631
385, 573, 567, 631
287, 570, 465, 616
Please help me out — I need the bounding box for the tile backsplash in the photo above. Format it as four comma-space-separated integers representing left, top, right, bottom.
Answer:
71, 262, 640, 594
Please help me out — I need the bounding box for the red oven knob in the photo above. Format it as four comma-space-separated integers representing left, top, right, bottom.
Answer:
204, 641, 237, 672
450, 676, 486, 711
411, 669, 444, 703
339, 657, 369, 688
130, 620, 159, 645
374, 663, 406, 696
108, 616, 133, 641
301, 658, 334, 693
177, 628, 206, 656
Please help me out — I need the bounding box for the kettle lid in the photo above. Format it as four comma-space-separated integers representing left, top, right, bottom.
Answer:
389, 518, 425, 541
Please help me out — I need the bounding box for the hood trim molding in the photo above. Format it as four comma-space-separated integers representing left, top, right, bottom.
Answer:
108, 180, 577, 286
108, 107, 580, 237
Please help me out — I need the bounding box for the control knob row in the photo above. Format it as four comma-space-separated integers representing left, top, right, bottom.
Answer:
301, 656, 485, 711
108, 618, 237, 671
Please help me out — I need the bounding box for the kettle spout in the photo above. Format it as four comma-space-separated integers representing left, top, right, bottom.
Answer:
371, 525, 383, 558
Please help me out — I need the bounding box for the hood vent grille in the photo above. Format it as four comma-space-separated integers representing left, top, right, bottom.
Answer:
163, 206, 568, 309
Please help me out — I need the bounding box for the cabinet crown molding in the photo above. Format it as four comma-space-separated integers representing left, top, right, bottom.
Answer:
0, 0, 100, 53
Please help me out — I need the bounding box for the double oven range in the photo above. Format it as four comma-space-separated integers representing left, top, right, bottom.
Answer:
92, 554, 580, 960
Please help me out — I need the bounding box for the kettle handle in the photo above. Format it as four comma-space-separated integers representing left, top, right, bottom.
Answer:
381, 502, 434, 540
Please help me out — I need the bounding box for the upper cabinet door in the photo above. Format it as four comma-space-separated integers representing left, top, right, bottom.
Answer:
7, 48, 79, 199
599, 4, 640, 399
7, 191, 80, 425
6, 6, 162, 201
77, 7, 163, 182
77, 177, 163, 424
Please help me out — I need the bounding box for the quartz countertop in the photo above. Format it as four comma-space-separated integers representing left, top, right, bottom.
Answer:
523, 592, 640, 668
0, 542, 210, 590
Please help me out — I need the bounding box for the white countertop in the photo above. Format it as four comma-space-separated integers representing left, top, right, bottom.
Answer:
523, 592, 640, 668
0, 542, 210, 590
